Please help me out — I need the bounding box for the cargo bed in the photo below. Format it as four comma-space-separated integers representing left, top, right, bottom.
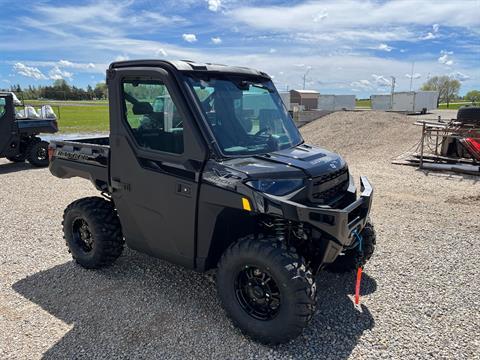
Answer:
49, 137, 110, 191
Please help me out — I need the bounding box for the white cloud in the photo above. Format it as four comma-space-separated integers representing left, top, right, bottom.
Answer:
421, 32, 436, 40
350, 79, 372, 90
13, 63, 47, 80
207, 0, 221, 12
371, 74, 392, 87
48, 66, 73, 80
156, 48, 168, 56
405, 73, 421, 79
421, 23, 440, 40
114, 55, 129, 61
450, 71, 470, 81
211, 37, 222, 44
230, 0, 479, 42
58, 60, 95, 69
269, 48, 277, 53
438, 50, 454, 66
313, 10, 328, 22
182, 33, 197, 43
377, 43, 393, 52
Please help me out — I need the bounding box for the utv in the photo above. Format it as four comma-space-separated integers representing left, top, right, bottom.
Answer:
49, 60, 375, 344
0, 92, 57, 167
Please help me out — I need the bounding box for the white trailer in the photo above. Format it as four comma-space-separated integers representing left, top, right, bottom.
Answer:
318, 95, 355, 110
333, 95, 355, 110
371, 94, 391, 110
371, 91, 439, 113
410, 91, 438, 113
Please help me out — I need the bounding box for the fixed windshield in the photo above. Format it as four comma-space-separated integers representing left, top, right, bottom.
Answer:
186, 75, 302, 156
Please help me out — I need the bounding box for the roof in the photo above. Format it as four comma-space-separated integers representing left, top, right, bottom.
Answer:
0, 91, 21, 105
291, 89, 320, 94
109, 59, 270, 79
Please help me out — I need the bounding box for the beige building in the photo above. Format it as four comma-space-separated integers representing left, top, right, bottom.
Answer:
290, 90, 320, 110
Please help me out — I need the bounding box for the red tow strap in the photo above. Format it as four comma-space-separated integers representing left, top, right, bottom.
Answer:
354, 267, 363, 305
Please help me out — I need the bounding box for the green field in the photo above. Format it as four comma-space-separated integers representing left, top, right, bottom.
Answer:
55, 105, 109, 132
19, 100, 109, 133
355, 99, 371, 108
438, 102, 476, 109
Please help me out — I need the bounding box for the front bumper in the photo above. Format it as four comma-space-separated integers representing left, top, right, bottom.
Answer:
256, 176, 373, 247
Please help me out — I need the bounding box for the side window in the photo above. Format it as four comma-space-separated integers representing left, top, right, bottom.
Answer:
122, 80, 184, 154
0, 98, 6, 118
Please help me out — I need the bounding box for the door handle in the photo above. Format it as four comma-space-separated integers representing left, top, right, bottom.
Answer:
176, 182, 192, 197
111, 178, 131, 192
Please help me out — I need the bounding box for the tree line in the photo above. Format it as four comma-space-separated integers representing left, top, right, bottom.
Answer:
5, 79, 108, 101
2, 76, 479, 107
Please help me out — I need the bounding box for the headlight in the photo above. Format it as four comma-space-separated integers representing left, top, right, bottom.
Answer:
246, 178, 304, 196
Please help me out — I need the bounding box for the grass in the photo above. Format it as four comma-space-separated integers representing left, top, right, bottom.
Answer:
55, 105, 109, 132
438, 102, 476, 110
24, 99, 109, 105
17, 100, 109, 133
355, 99, 371, 108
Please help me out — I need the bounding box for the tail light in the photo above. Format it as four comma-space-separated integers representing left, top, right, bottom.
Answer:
48, 146, 55, 161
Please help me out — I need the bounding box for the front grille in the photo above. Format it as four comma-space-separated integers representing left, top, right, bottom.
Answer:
309, 166, 349, 204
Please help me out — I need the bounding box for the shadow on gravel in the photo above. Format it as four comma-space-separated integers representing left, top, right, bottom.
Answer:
0, 161, 41, 174
417, 168, 479, 183
12, 249, 376, 359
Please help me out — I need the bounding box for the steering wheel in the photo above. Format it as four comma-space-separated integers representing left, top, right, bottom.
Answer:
254, 127, 271, 137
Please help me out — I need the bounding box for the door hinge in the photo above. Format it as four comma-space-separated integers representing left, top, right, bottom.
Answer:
111, 179, 131, 192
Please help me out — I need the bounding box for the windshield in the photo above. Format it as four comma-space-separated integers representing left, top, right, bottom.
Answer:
186, 74, 302, 156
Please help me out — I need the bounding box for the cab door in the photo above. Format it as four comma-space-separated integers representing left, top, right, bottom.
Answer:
108, 67, 207, 268
0, 96, 17, 156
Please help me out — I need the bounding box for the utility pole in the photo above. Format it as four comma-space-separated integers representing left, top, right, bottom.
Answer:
390, 76, 396, 110
409, 62, 415, 91
302, 67, 311, 90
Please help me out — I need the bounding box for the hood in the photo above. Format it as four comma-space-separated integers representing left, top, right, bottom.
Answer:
221, 144, 346, 179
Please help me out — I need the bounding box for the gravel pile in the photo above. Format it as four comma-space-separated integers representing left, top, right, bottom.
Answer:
1, 110, 479, 359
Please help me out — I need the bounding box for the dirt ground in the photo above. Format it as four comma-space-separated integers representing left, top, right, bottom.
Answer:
0, 110, 478, 359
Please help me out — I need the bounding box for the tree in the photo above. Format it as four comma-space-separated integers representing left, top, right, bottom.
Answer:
94, 82, 108, 100
421, 76, 461, 108
465, 90, 480, 104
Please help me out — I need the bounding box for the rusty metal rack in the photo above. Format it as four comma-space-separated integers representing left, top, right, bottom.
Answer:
392, 118, 480, 175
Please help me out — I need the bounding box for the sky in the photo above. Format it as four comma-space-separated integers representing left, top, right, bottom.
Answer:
0, 0, 479, 98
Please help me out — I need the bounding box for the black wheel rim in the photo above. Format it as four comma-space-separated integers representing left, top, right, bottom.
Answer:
235, 266, 281, 321
36, 146, 47, 161
72, 218, 94, 252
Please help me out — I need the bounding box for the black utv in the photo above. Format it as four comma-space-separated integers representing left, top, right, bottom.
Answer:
49, 60, 375, 344
0, 92, 57, 167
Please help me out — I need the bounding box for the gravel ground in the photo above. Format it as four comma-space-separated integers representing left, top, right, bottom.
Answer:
1, 110, 479, 359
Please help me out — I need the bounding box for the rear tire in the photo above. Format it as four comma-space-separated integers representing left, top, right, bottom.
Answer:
327, 221, 376, 273
26, 139, 49, 167
63, 197, 124, 269
216, 236, 316, 344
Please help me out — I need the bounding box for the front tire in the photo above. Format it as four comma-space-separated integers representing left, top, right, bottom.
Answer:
327, 221, 376, 273
26, 139, 49, 167
216, 236, 316, 344
63, 197, 124, 269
